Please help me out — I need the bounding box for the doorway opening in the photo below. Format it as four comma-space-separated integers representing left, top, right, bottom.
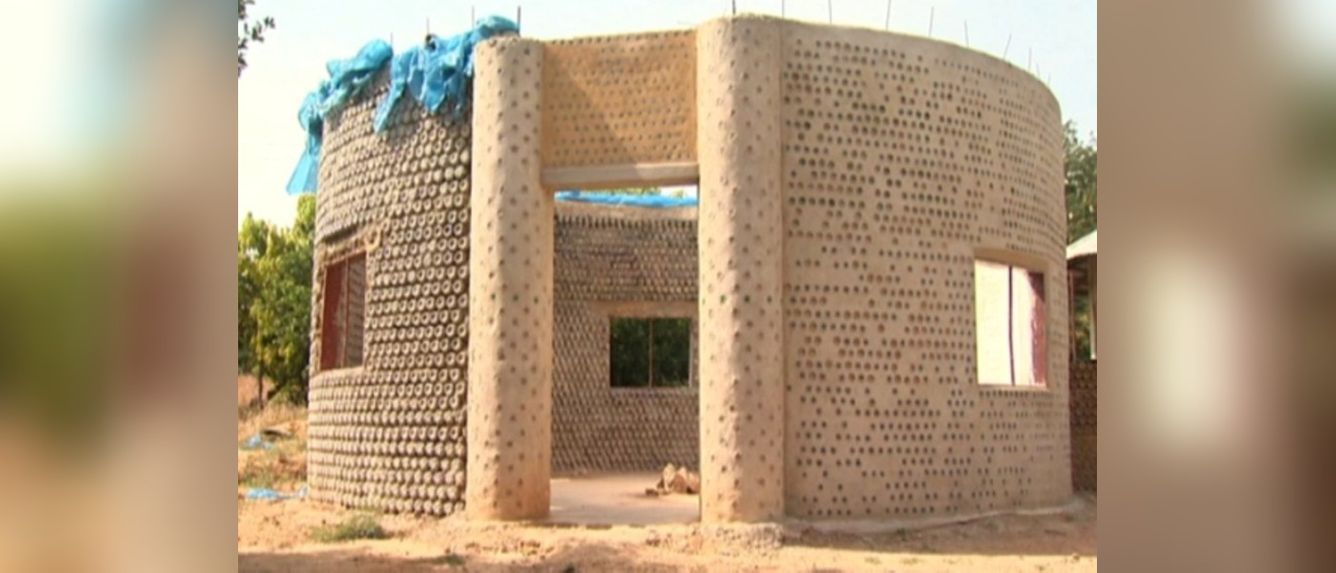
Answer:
547, 183, 701, 525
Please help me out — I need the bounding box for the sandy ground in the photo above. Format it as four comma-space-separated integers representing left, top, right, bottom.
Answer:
550, 473, 699, 525
238, 407, 1096, 572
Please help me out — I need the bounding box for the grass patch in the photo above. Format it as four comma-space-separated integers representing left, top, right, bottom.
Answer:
310, 513, 387, 543
238, 402, 306, 443
430, 553, 466, 567
238, 460, 281, 489
237, 403, 307, 492
238, 448, 305, 489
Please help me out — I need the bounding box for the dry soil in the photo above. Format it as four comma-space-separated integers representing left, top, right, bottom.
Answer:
238, 407, 1096, 572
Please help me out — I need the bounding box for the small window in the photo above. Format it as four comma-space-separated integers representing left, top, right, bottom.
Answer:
609, 317, 691, 388
320, 253, 366, 371
974, 259, 1047, 387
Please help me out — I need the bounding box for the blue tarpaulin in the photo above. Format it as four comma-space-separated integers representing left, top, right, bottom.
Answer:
240, 433, 273, 451
286, 40, 393, 194
245, 485, 309, 501
286, 17, 518, 195
374, 16, 518, 132
554, 191, 699, 208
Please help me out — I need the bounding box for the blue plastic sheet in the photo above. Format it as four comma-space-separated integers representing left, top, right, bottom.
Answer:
286, 40, 394, 194
554, 191, 699, 208
240, 433, 273, 451
374, 16, 518, 132
245, 485, 309, 501
286, 17, 518, 195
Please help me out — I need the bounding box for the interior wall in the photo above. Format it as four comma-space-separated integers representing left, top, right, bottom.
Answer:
1069, 358, 1098, 492
778, 20, 1072, 520
551, 202, 700, 474
537, 28, 705, 476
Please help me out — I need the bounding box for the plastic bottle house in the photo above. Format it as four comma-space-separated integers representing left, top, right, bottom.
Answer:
303, 15, 1073, 525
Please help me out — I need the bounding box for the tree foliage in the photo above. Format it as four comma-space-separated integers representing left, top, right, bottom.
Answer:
1064, 121, 1098, 243
238, 0, 276, 76
609, 318, 691, 388
238, 196, 314, 405
1064, 121, 1098, 359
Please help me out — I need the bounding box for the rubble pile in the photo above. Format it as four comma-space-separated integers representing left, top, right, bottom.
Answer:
646, 463, 700, 496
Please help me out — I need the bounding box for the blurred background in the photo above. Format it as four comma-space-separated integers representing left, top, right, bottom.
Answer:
0, 0, 1330, 571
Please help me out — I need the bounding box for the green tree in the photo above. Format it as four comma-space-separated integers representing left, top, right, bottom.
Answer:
238, 0, 276, 76
238, 196, 314, 406
609, 318, 691, 388
1064, 122, 1097, 359
1064, 121, 1098, 243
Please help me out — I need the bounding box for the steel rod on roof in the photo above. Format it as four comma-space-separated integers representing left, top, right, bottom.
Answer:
1003, 33, 1012, 58
885, 0, 892, 30
964, 21, 970, 47
928, 6, 934, 36
827, 0, 833, 23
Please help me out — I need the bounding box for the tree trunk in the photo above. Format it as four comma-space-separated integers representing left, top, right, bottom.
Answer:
255, 333, 267, 410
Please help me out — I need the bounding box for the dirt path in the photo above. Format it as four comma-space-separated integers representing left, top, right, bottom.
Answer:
239, 495, 1096, 572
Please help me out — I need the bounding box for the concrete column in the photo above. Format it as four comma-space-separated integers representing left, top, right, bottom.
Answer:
695, 16, 786, 523
466, 36, 552, 520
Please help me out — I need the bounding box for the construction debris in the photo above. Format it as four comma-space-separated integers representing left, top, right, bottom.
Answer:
645, 464, 700, 496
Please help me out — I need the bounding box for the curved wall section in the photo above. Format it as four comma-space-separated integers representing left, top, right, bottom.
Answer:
778, 20, 1071, 520
307, 72, 474, 516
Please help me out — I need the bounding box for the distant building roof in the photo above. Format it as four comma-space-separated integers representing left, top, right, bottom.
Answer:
1067, 230, 1097, 260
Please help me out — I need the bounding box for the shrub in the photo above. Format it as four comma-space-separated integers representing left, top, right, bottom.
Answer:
310, 513, 387, 543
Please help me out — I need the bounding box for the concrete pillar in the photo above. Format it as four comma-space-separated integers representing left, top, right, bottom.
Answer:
695, 16, 786, 523
466, 36, 552, 520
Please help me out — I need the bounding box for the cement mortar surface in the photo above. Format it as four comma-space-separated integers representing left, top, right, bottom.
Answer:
777, 17, 1071, 519
695, 15, 788, 524
548, 474, 700, 525
466, 36, 553, 520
